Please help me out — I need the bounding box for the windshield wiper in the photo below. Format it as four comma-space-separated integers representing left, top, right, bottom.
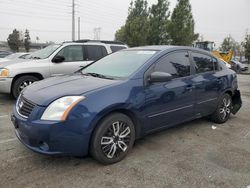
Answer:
31, 56, 41, 59
83, 72, 115, 80
74, 65, 88, 74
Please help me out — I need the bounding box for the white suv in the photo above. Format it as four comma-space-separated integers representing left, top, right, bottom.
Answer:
0, 40, 127, 98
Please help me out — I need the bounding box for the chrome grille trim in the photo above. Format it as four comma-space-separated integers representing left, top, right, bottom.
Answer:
16, 95, 36, 118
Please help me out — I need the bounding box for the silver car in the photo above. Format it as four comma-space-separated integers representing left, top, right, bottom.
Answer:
0, 41, 127, 98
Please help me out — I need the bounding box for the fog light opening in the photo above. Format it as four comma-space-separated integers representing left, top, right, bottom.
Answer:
39, 141, 49, 151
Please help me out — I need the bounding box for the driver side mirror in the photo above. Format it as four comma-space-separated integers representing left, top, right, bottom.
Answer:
52, 55, 65, 63
148, 72, 172, 83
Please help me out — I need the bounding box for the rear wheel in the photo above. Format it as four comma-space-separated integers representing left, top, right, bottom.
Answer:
90, 113, 135, 164
210, 93, 232, 124
12, 75, 39, 99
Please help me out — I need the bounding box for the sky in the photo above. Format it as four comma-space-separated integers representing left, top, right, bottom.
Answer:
0, 0, 249, 46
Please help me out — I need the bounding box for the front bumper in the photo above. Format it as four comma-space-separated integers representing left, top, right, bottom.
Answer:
0, 77, 13, 93
11, 107, 92, 156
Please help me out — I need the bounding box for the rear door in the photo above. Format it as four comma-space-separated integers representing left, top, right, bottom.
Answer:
50, 45, 88, 76
190, 51, 221, 117
84, 45, 108, 61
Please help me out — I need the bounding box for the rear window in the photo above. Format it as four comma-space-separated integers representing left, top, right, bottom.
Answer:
192, 52, 215, 73
110, 46, 127, 53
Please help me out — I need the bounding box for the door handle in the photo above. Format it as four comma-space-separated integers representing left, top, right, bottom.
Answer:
216, 78, 222, 84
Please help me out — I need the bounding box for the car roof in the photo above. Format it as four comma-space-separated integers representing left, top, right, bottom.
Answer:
126, 45, 213, 54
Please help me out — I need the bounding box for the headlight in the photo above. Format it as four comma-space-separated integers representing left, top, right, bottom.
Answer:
41, 96, 85, 121
0, 68, 9, 77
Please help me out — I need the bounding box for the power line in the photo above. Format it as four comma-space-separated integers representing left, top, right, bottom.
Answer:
0, 7, 71, 18
0, 0, 71, 9
0, 11, 71, 21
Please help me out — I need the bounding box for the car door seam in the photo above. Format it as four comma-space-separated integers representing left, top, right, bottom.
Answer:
197, 98, 218, 105
148, 105, 193, 118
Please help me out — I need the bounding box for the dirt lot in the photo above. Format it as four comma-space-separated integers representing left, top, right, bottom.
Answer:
0, 74, 250, 188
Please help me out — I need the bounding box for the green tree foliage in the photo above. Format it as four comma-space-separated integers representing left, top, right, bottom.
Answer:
126, 0, 149, 47
115, 0, 149, 47
7, 29, 22, 52
115, 26, 126, 42
147, 0, 170, 45
220, 36, 236, 52
24, 29, 31, 52
243, 34, 250, 63
169, 0, 198, 46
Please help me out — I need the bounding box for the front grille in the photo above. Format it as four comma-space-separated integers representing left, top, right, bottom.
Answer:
17, 95, 36, 118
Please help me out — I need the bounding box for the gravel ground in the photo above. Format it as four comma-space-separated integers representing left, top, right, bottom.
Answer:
0, 74, 249, 188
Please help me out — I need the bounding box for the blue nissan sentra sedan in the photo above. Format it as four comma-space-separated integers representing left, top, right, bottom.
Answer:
11, 46, 242, 164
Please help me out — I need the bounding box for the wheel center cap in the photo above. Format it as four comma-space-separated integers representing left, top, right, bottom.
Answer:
113, 136, 119, 143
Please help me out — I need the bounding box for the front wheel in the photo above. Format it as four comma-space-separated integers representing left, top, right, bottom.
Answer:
90, 113, 135, 164
12, 75, 39, 99
210, 93, 232, 124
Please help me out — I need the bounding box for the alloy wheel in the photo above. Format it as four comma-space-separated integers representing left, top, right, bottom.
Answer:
219, 97, 231, 120
19, 80, 35, 92
101, 121, 131, 159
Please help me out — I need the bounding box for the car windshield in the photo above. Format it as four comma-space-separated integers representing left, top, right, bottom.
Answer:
82, 50, 157, 79
29, 44, 61, 59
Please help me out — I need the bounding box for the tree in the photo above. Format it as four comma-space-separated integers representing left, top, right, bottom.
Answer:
115, 26, 126, 42
24, 29, 31, 52
220, 36, 236, 52
7, 29, 22, 52
169, 0, 198, 46
243, 34, 250, 63
147, 0, 170, 45
115, 0, 149, 47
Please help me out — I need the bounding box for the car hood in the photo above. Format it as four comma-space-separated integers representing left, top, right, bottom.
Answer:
22, 74, 119, 106
0, 58, 32, 67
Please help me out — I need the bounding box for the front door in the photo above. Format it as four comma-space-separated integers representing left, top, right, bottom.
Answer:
144, 51, 196, 132
50, 45, 91, 76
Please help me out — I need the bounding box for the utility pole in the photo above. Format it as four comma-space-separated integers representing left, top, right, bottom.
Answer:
78, 17, 80, 40
93, 27, 101, 40
72, 0, 75, 41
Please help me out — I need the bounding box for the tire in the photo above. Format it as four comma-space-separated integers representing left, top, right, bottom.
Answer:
12, 75, 39, 99
236, 65, 241, 73
90, 113, 135, 164
210, 93, 232, 124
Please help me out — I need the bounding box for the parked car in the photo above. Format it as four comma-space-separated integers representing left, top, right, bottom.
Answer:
0, 50, 12, 58
230, 60, 248, 72
0, 40, 127, 98
220, 58, 231, 69
11, 46, 242, 164
0, 52, 30, 63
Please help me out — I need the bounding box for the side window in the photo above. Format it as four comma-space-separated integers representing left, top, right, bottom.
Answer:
154, 51, 190, 78
57, 45, 84, 62
85, 45, 108, 61
192, 52, 214, 73
110, 46, 126, 53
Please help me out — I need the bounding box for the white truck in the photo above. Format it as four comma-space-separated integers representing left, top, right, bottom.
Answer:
0, 40, 127, 98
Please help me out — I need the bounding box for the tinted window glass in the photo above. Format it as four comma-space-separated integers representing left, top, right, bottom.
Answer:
57, 45, 84, 62
110, 46, 126, 53
192, 52, 214, 73
154, 51, 190, 78
85, 45, 107, 61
